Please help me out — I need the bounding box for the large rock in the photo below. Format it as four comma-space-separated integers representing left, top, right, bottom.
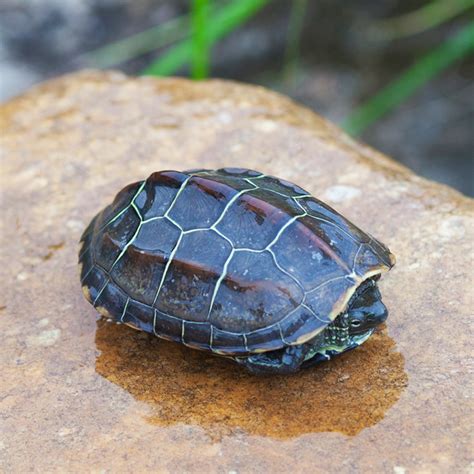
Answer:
1, 71, 472, 473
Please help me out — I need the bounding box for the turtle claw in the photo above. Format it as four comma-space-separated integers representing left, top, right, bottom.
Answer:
235, 344, 310, 375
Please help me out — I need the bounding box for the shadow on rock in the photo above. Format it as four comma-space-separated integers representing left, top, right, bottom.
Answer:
95, 318, 407, 439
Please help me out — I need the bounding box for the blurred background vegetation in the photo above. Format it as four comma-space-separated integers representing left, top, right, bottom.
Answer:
1, 0, 473, 195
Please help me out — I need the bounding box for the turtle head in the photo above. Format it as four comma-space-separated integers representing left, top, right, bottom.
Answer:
345, 278, 387, 336
304, 278, 388, 364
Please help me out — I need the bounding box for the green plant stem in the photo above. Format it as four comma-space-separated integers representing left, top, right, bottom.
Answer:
343, 22, 474, 137
374, 0, 474, 39
192, 0, 211, 79
143, 0, 270, 76
81, 15, 189, 67
283, 0, 308, 79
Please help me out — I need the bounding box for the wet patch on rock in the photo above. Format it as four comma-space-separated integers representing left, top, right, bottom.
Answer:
95, 319, 406, 439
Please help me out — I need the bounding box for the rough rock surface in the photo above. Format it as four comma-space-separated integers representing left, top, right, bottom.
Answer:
1, 71, 472, 473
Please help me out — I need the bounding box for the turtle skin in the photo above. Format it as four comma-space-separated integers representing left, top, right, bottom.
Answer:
79, 168, 394, 358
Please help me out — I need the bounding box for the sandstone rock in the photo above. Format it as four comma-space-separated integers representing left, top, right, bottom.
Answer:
1, 71, 472, 473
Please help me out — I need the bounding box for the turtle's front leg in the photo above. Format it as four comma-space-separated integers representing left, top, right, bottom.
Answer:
234, 344, 310, 375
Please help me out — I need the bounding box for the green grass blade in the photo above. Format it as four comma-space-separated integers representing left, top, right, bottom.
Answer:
343, 22, 474, 137
283, 0, 308, 79
192, 0, 211, 79
143, 0, 271, 76
373, 0, 474, 39
81, 15, 189, 67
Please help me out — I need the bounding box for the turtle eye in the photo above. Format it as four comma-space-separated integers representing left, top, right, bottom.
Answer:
350, 320, 362, 328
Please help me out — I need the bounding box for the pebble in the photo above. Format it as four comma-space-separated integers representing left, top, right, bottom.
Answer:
254, 119, 277, 133
322, 184, 361, 203
438, 216, 465, 240
37, 318, 49, 328
27, 329, 61, 347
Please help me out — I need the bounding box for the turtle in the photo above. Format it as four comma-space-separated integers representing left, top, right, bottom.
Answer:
79, 168, 395, 374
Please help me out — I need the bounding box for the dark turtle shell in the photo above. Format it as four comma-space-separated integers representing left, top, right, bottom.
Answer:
79, 168, 395, 356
